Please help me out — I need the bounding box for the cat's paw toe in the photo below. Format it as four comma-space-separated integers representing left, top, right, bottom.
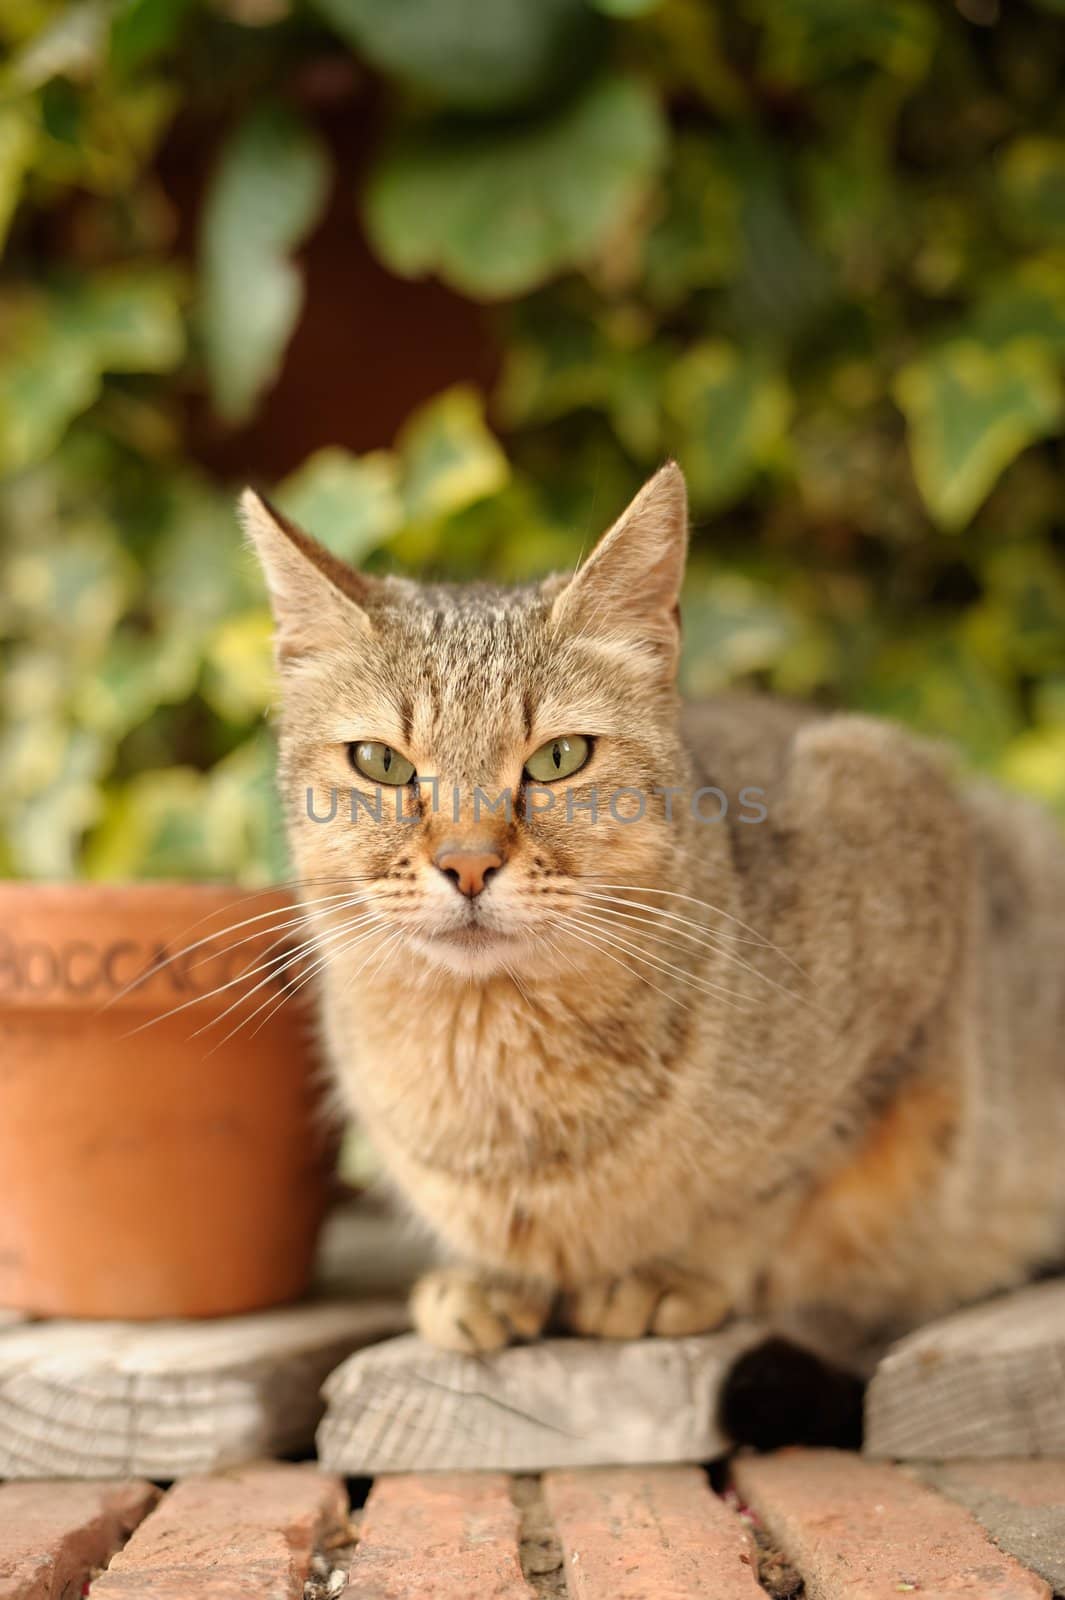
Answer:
651, 1281, 732, 1336
565, 1273, 733, 1339
565, 1275, 662, 1339
410, 1269, 550, 1353
411, 1270, 510, 1352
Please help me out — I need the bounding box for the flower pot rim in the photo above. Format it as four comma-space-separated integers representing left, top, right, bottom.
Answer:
0, 880, 304, 1012
0, 878, 291, 901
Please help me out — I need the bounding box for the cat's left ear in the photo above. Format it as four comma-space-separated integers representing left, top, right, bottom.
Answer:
549, 462, 688, 673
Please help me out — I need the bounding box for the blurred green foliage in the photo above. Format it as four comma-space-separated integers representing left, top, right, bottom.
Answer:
2, 0, 1065, 880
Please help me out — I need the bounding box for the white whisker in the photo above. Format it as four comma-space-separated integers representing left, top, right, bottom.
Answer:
568, 896, 816, 1011
581, 881, 809, 979
192, 910, 383, 1041
210, 914, 391, 1049
120, 898, 382, 1038
549, 916, 692, 1011
556, 911, 754, 1010
185, 892, 382, 975
103, 885, 382, 1013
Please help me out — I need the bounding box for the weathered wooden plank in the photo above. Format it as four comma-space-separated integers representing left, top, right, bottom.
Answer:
317, 1323, 769, 1474
91, 1462, 346, 1599
544, 1466, 763, 1599
0, 1298, 405, 1480
865, 1279, 1065, 1460
0, 1480, 157, 1600
342, 1474, 533, 1600
912, 1460, 1065, 1594
733, 1449, 1050, 1600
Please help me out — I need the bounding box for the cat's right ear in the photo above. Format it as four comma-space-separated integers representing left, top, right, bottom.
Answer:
239, 489, 372, 664
548, 461, 688, 674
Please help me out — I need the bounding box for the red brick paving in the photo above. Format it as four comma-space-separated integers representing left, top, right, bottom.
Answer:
344, 1473, 534, 1599
0, 1480, 157, 1600
89, 1461, 346, 1599
543, 1465, 763, 1599
0, 1453, 1061, 1597
733, 1449, 1052, 1600
913, 1460, 1065, 1594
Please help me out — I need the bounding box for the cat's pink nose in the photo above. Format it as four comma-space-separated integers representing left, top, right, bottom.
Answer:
434, 846, 503, 898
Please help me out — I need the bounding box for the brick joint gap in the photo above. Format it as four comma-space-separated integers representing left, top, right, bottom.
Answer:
723, 1462, 805, 1600
510, 1474, 567, 1598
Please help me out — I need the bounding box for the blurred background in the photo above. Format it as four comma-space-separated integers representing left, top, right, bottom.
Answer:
2, 0, 1065, 883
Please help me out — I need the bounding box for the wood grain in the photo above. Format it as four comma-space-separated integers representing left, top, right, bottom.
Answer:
865, 1279, 1065, 1460
318, 1322, 768, 1474
0, 1299, 405, 1479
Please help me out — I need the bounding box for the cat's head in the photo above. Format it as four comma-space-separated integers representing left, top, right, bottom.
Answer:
242, 464, 691, 978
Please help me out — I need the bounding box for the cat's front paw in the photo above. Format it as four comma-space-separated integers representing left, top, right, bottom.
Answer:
563, 1271, 732, 1339
410, 1268, 553, 1353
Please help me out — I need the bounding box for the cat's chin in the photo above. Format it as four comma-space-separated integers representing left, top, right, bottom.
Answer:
409, 925, 528, 979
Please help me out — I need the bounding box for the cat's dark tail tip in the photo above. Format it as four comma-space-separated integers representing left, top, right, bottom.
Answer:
718, 1335, 866, 1452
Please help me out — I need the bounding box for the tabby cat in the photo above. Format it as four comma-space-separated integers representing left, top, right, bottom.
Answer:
243, 464, 1065, 1358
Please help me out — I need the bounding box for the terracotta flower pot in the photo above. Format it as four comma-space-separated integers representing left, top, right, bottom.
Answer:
0, 882, 333, 1319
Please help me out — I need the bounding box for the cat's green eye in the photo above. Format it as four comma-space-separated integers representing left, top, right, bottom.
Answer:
348, 741, 416, 786
524, 735, 591, 784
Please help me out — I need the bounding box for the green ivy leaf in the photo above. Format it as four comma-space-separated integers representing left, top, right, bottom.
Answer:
87, 741, 284, 883
1, 642, 75, 725
364, 75, 667, 299
498, 299, 671, 455
858, 633, 1019, 768
10, 0, 106, 89
313, 0, 604, 113
398, 385, 509, 522
644, 135, 741, 308
895, 339, 1065, 531
204, 732, 287, 886
60, 269, 185, 368
607, 341, 673, 459
148, 478, 260, 634
0, 101, 36, 252
0, 714, 75, 809
1, 523, 135, 648
201, 610, 276, 723
999, 137, 1065, 243
970, 260, 1065, 354
75, 628, 199, 738
30, 72, 177, 195
200, 104, 331, 424
278, 447, 403, 562
0, 270, 185, 475
680, 571, 801, 695
109, 0, 191, 74
975, 541, 1065, 674
588, 0, 660, 13
750, 0, 937, 85
84, 766, 213, 880
1000, 725, 1065, 816
497, 300, 612, 426
726, 139, 834, 342
6, 727, 109, 877
665, 341, 792, 510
